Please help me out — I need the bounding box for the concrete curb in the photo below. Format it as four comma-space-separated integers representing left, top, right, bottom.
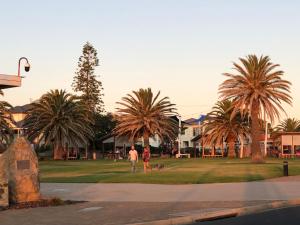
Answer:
127, 199, 300, 225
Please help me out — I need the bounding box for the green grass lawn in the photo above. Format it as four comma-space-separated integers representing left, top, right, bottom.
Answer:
39, 158, 300, 184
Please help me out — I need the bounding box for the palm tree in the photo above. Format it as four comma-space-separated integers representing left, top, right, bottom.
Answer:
114, 88, 178, 148
203, 100, 250, 158
24, 89, 93, 159
276, 118, 300, 132
0, 91, 13, 149
219, 55, 292, 163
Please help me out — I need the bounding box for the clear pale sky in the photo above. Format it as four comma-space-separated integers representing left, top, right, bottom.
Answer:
0, 0, 299, 121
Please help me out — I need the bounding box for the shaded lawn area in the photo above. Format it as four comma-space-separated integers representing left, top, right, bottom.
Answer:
39, 158, 300, 184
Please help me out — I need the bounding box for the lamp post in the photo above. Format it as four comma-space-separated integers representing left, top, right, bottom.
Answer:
18, 57, 31, 77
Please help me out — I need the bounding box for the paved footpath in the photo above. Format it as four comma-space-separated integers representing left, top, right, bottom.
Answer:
1, 177, 300, 225
41, 179, 300, 202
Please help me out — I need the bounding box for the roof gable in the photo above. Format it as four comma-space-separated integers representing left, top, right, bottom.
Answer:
10, 104, 32, 113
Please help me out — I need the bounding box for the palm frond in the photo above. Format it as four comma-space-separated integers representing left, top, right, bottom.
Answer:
114, 88, 178, 143
24, 89, 94, 148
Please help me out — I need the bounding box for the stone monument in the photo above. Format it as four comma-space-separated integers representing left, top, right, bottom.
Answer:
0, 153, 9, 208
0, 137, 40, 204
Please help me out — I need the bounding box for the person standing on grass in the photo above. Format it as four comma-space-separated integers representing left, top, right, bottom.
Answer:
142, 146, 151, 173
128, 145, 138, 173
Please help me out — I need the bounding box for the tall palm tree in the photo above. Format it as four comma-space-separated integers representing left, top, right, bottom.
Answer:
219, 55, 292, 162
114, 88, 178, 148
24, 89, 93, 159
0, 91, 13, 149
276, 118, 300, 132
203, 100, 250, 158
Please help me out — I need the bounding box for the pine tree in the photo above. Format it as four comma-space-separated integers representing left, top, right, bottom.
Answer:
72, 42, 104, 113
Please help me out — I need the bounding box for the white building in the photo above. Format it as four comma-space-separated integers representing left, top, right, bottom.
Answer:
180, 118, 202, 149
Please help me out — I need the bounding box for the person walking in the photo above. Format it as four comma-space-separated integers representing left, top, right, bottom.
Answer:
142, 146, 151, 173
128, 145, 138, 173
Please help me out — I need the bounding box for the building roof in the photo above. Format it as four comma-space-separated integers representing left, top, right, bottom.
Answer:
184, 118, 198, 124
271, 131, 300, 139
191, 134, 202, 142
12, 120, 26, 129
98, 133, 114, 142
184, 115, 206, 125
10, 104, 32, 113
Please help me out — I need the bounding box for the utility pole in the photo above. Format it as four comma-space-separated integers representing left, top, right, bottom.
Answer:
196, 117, 202, 158
178, 115, 181, 157
264, 111, 268, 157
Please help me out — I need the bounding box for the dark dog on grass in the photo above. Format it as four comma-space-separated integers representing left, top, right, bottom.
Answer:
152, 163, 165, 170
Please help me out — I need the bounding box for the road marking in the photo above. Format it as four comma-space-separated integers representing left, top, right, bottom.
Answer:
79, 207, 103, 212
52, 188, 68, 192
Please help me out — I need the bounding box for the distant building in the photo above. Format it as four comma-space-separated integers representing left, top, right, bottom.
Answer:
180, 118, 202, 149
8, 104, 32, 136
100, 133, 162, 157
271, 132, 300, 157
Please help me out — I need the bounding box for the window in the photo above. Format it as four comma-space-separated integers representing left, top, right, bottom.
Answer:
282, 145, 292, 154
183, 141, 189, 147
193, 128, 199, 136
294, 145, 300, 151
294, 146, 300, 155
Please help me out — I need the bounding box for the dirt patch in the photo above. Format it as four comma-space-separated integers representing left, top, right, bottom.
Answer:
0, 197, 85, 211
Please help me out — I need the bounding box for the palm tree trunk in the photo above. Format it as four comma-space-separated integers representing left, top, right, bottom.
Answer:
54, 145, 65, 160
143, 132, 150, 148
240, 137, 244, 158
251, 101, 264, 163
227, 137, 236, 158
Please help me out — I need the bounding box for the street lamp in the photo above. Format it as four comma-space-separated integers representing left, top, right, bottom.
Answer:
18, 57, 31, 76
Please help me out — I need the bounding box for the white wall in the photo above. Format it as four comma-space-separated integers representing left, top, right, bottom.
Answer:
180, 124, 200, 148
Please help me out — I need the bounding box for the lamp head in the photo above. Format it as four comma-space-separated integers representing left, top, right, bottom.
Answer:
24, 62, 30, 72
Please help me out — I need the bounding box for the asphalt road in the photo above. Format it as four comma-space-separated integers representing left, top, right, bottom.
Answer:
194, 206, 300, 225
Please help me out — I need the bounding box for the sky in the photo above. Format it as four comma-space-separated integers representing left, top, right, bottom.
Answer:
0, 0, 300, 122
